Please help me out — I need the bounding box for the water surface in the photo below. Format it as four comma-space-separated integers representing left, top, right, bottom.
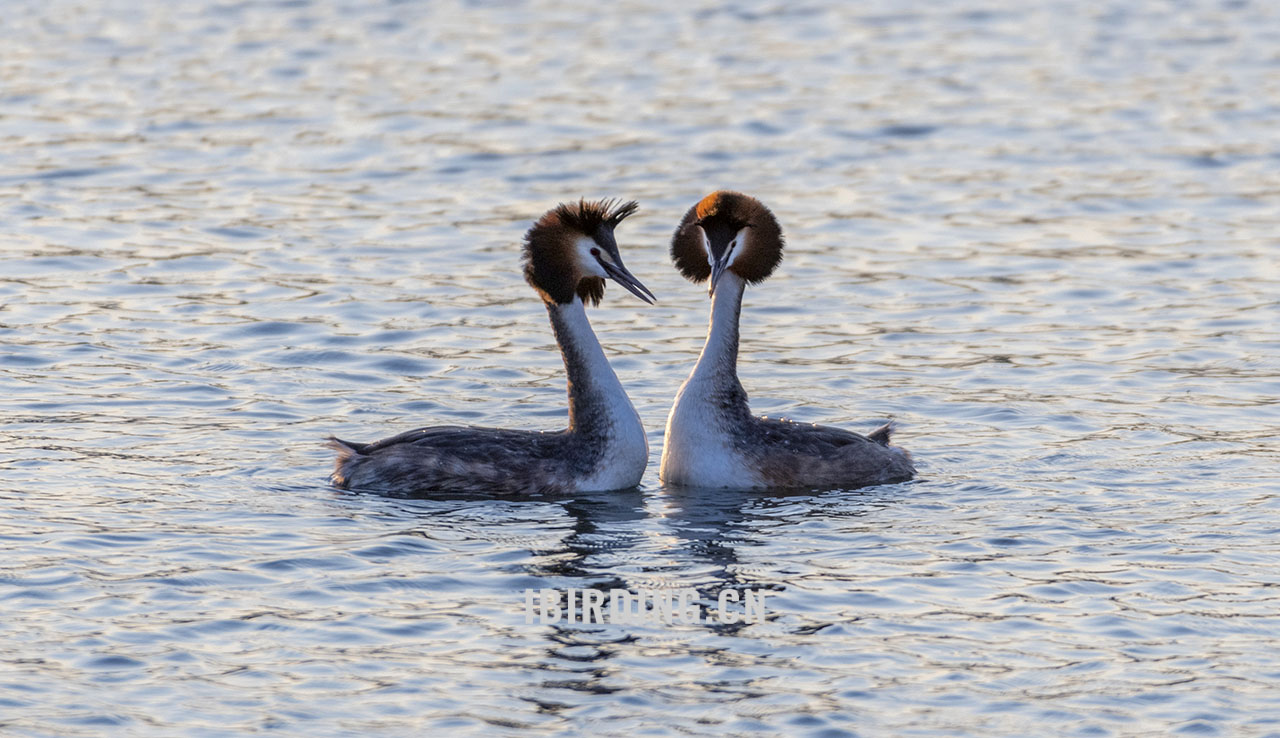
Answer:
3, 0, 1279, 736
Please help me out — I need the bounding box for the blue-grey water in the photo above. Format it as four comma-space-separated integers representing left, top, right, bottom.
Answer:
3, 1, 1279, 736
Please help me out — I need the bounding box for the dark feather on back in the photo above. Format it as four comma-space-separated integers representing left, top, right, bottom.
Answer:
741, 418, 914, 489
329, 425, 601, 496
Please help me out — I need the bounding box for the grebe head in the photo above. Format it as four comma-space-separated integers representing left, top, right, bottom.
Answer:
671, 190, 784, 296
523, 198, 656, 306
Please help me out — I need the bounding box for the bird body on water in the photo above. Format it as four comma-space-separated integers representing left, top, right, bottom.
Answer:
329, 199, 655, 496
660, 191, 914, 490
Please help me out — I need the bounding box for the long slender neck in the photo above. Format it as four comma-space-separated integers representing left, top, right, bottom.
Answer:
546, 297, 635, 434
687, 271, 748, 400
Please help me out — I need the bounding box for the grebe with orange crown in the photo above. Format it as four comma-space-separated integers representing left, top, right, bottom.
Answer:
659, 191, 914, 490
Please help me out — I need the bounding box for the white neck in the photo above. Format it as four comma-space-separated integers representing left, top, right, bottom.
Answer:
546, 298, 648, 488
659, 271, 757, 487
688, 271, 746, 389
547, 299, 624, 426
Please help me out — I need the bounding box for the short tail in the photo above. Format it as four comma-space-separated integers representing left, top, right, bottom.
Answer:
869, 421, 913, 472
867, 422, 893, 447
325, 436, 367, 457
325, 437, 367, 489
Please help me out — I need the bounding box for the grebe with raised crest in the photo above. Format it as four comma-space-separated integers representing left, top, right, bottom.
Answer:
329, 199, 655, 495
659, 191, 914, 490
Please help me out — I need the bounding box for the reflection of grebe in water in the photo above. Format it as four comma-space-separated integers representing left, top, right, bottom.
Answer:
329, 199, 655, 495
659, 191, 914, 490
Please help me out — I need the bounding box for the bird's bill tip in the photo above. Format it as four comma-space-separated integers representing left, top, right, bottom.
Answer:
603, 261, 656, 304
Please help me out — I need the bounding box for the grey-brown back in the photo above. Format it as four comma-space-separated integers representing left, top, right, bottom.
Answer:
328, 425, 603, 496
734, 417, 915, 490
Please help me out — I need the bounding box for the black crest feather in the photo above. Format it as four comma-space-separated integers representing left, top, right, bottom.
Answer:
553, 198, 639, 235
671, 201, 710, 283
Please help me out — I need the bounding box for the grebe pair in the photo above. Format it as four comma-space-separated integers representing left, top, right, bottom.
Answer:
329, 192, 913, 494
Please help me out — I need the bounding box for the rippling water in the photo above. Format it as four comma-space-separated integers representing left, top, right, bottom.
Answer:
3, 0, 1280, 735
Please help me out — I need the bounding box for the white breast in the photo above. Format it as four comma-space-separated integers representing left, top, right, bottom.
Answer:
578, 393, 648, 491
659, 378, 763, 489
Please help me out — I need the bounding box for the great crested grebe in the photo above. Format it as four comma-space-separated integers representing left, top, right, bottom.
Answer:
329, 199, 655, 495
659, 191, 914, 490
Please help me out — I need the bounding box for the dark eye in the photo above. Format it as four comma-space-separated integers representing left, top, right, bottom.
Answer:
590, 248, 600, 257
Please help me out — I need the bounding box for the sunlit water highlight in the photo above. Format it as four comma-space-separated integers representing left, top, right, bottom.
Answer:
3, 1, 1279, 735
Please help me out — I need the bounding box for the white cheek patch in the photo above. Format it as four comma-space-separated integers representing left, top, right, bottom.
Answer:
723, 228, 749, 268
699, 227, 714, 269
575, 236, 607, 278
